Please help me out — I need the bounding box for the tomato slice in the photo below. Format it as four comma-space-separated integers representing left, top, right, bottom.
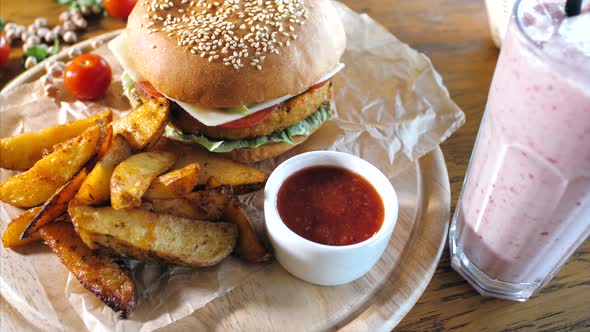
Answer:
308, 79, 330, 92
217, 105, 278, 129
137, 81, 165, 98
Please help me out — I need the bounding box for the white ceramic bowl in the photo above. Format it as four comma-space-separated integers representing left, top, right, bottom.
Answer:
264, 151, 399, 286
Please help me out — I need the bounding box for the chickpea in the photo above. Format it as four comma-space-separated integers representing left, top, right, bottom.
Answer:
44, 31, 55, 43
25, 56, 38, 69
27, 25, 38, 35
73, 17, 88, 30
34, 18, 47, 28
26, 35, 41, 46
15, 25, 26, 36
59, 11, 71, 23
21, 31, 33, 43
63, 31, 78, 44
36, 27, 50, 38
52, 25, 64, 37
48, 62, 66, 78
63, 21, 76, 32
80, 6, 91, 16
69, 8, 82, 18
5, 23, 18, 31
67, 46, 82, 59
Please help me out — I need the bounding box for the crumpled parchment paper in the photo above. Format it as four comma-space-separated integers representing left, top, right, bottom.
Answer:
0, 1, 465, 331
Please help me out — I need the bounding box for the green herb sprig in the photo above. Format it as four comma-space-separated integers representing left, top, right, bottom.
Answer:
56, 0, 105, 15
23, 39, 60, 65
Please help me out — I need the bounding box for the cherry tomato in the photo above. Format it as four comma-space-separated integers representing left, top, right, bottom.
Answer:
217, 105, 278, 129
0, 34, 11, 66
308, 79, 330, 92
64, 54, 112, 100
137, 81, 165, 98
103, 0, 138, 19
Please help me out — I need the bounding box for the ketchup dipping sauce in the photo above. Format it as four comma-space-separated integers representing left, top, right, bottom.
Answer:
277, 166, 385, 246
264, 151, 398, 285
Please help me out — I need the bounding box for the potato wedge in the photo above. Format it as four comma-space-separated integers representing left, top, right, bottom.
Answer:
143, 163, 200, 200
96, 124, 114, 161
184, 185, 233, 218
69, 205, 238, 267
0, 110, 112, 170
75, 135, 132, 206
39, 222, 136, 318
113, 98, 169, 151
110, 152, 176, 210
145, 185, 233, 220
223, 198, 271, 263
153, 139, 268, 194
0, 125, 102, 208
21, 168, 88, 238
2, 207, 43, 248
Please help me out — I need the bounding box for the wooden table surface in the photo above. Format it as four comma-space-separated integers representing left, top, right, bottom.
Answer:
1, 0, 589, 331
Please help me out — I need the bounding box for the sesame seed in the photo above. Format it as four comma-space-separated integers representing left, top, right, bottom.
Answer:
143, 0, 307, 70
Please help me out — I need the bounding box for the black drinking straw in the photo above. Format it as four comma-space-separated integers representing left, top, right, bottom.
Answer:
565, 0, 582, 16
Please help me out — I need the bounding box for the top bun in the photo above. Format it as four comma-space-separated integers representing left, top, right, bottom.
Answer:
126, 0, 346, 108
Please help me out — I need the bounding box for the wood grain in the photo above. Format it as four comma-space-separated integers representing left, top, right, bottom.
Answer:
1, 0, 589, 331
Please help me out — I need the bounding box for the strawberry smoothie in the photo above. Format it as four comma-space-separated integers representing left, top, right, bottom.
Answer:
450, 0, 590, 301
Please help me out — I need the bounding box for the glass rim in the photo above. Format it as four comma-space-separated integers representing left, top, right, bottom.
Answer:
512, 0, 590, 82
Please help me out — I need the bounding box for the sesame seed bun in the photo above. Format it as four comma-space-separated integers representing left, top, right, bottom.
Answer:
126, 0, 346, 108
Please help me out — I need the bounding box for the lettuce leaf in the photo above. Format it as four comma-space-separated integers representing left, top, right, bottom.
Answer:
121, 71, 142, 109
164, 102, 333, 153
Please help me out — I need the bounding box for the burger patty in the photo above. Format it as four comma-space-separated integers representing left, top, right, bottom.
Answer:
169, 83, 331, 140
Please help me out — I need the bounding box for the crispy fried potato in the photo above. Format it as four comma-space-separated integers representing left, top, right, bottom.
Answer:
184, 185, 233, 218
0, 125, 102, 208
44, 122, 113, 161
145, 185, 233, 220
2, 207, 43, 248
113, 98, 169, 151
110, 152, 176, 210
0, 110, 112, 170
75, 135, 132, 206
21, 168, 88, 238
96, 124, 114, 161
223, 198, 271, 263
153, 139, 268, 194
69, 205, 238, 267
39, 222, 136, 318
143, 163, 200, 200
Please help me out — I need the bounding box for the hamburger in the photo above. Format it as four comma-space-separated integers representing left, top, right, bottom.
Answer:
109, 0, 346, 163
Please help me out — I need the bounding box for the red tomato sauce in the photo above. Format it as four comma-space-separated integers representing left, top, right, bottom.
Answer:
277, 166, 384, 246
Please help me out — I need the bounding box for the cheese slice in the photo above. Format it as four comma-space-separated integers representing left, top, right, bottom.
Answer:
109, 33, 344, 127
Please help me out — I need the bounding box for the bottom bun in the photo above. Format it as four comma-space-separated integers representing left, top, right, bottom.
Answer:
219, 126, 320, 164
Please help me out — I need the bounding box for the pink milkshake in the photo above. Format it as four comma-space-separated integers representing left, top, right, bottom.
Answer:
450, 0, 590, 301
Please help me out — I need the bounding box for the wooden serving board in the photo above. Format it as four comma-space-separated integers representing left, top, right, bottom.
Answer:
1, 31, 451, 331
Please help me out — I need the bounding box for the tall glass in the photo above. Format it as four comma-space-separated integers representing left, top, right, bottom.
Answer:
450, 0, 590, 301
